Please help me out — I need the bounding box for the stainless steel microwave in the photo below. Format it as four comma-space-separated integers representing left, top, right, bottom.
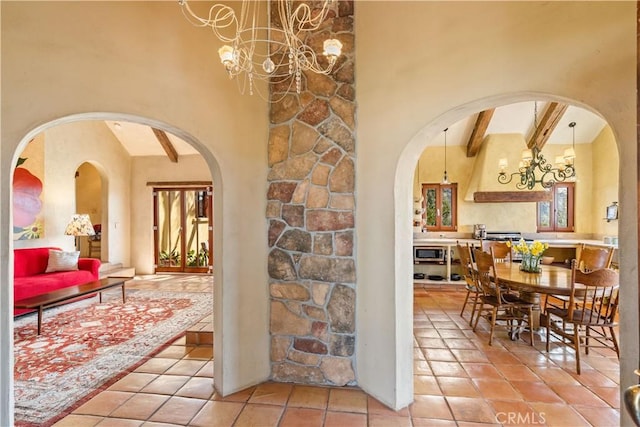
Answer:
414, 246, 447, 263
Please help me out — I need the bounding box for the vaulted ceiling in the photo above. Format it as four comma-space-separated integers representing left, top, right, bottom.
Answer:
104, 101, 607, 162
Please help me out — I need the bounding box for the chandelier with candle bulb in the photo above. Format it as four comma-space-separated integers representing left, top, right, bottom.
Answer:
498, 113, 577, 190
178, 0, 343, 100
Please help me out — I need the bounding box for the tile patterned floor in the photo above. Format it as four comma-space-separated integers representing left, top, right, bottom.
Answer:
49, 282, 620, 426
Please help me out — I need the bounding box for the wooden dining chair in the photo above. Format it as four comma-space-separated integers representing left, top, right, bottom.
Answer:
545, 243, 615, 311
544, 260, 620, 374
481, 240, 512, 263
472, 248, 535, 346
577, 243, 615, 272
457, 241, 481, 325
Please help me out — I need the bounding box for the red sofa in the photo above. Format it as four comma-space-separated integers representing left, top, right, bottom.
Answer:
14, 247, 101, 315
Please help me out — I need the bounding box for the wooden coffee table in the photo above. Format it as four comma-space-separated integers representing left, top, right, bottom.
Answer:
14, 277, 127, 335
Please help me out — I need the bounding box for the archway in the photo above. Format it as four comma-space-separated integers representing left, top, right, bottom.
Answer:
7, 112, 224, 424
394, 92, 623, 406
74, 162, 104, 259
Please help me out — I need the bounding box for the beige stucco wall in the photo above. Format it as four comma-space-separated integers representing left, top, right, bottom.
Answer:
355, 0, 635, 414
591, 126, 620, 240
1, 2, 270, 422
131, 155, 212, 275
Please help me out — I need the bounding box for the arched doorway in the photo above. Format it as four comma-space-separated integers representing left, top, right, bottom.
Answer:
393, 93, 623, 408
7, 113, 226, 425
74, 162, 104, 259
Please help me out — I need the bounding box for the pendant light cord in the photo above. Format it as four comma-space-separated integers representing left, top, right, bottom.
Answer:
443, 128, 449, 184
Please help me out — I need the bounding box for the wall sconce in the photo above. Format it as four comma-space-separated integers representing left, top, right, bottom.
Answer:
605, 202, 618, 222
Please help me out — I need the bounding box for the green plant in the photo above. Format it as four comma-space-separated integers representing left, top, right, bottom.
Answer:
159, 249, 180, 266
186, 248, 208, 267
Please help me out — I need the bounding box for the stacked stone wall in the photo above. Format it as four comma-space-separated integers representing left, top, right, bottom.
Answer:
267, 0, 356, 386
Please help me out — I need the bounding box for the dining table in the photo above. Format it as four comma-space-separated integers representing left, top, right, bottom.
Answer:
492, 262, 574, 329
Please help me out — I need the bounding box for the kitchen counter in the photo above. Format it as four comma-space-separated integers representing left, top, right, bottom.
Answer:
412, 237, 618, 286
413, 237, 617, 249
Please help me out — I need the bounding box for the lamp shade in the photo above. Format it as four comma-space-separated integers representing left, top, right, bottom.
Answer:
64, 214, 95, 237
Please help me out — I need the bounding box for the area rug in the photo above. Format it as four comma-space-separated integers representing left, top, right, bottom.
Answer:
13, 287, 213, 426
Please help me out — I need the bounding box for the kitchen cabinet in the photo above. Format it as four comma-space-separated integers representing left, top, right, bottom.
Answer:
413, 239, 478, 285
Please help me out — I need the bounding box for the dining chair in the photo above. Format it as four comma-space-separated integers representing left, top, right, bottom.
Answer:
456, 241, 481, 325
577, 243, 615, 272
472, 248, 535, 346
545, 243, 616, 311
87, 224, 101, 259
481, 240, 512, 263
544, 259, 620, 374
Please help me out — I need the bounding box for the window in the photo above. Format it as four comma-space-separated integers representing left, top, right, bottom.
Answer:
422, 183, 458, 231
537, 183, 574, 232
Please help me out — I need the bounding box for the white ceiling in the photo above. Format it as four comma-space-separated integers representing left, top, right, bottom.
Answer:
105, 121, 199, 157
430, 101, 607, 147
104, 101, 607, 158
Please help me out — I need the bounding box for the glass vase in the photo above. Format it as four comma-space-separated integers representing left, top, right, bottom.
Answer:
520, 253, 542, 273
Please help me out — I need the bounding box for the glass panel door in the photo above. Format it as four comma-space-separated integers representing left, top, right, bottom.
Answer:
156, 190, 182, 270
154, 187, 213, 273
184, 190, 211, 271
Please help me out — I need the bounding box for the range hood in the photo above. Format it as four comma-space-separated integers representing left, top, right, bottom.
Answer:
464, 134, 552, 203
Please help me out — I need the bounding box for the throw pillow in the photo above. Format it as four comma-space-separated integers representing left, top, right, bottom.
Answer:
45, 249, 80, 273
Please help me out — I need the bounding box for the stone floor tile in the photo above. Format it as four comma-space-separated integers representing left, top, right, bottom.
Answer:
188, 400, 244, 427
248, 382, 294, 406
510, 381, 564, 404
445, 396, 497, 424
327, 388, 368, 413
366, 396, 410, 416
368, 413, 412, 427
413, 375, 441, 395
175, 376, 215, 399
163, 359, 207, 376
147, 396, 207, 425
73, 390, 135, 416
134, 358, 179, 375
472, 378, 522, 401
279, 407, 324, 427
428, 360, 468, 377
233, 403, 284, 427
323, 411, 367, 427
52, 414, 104, 427
409, 395, 453, 420
109, 393, 169, 420
107, 373, 158, 393
528, 402, 591, 426
437, 377, 481, 398
572, 405, 620, 426
140, 375, 190, 395
287, 385, 330, 409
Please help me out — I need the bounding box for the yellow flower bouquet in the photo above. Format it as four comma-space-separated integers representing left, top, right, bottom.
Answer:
507, 239, 549, 273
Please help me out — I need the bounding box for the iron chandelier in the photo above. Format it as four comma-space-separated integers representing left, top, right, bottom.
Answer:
498, 122, 577, 190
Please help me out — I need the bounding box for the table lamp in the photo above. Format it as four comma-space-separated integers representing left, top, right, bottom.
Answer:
64, 214, 95, 252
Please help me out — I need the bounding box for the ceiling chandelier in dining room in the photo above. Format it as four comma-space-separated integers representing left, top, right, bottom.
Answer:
498, 107, 576, 190
178, 0, 343, 100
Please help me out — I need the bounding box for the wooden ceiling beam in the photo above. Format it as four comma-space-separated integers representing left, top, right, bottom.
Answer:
527, 102, 568, 150
152, 128, 179, 163
466, 108, 495, 157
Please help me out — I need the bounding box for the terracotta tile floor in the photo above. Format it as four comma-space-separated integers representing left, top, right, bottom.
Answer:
49, 281, 620, 426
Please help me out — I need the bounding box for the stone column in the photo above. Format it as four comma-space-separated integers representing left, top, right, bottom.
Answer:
267, 1, 356, 386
